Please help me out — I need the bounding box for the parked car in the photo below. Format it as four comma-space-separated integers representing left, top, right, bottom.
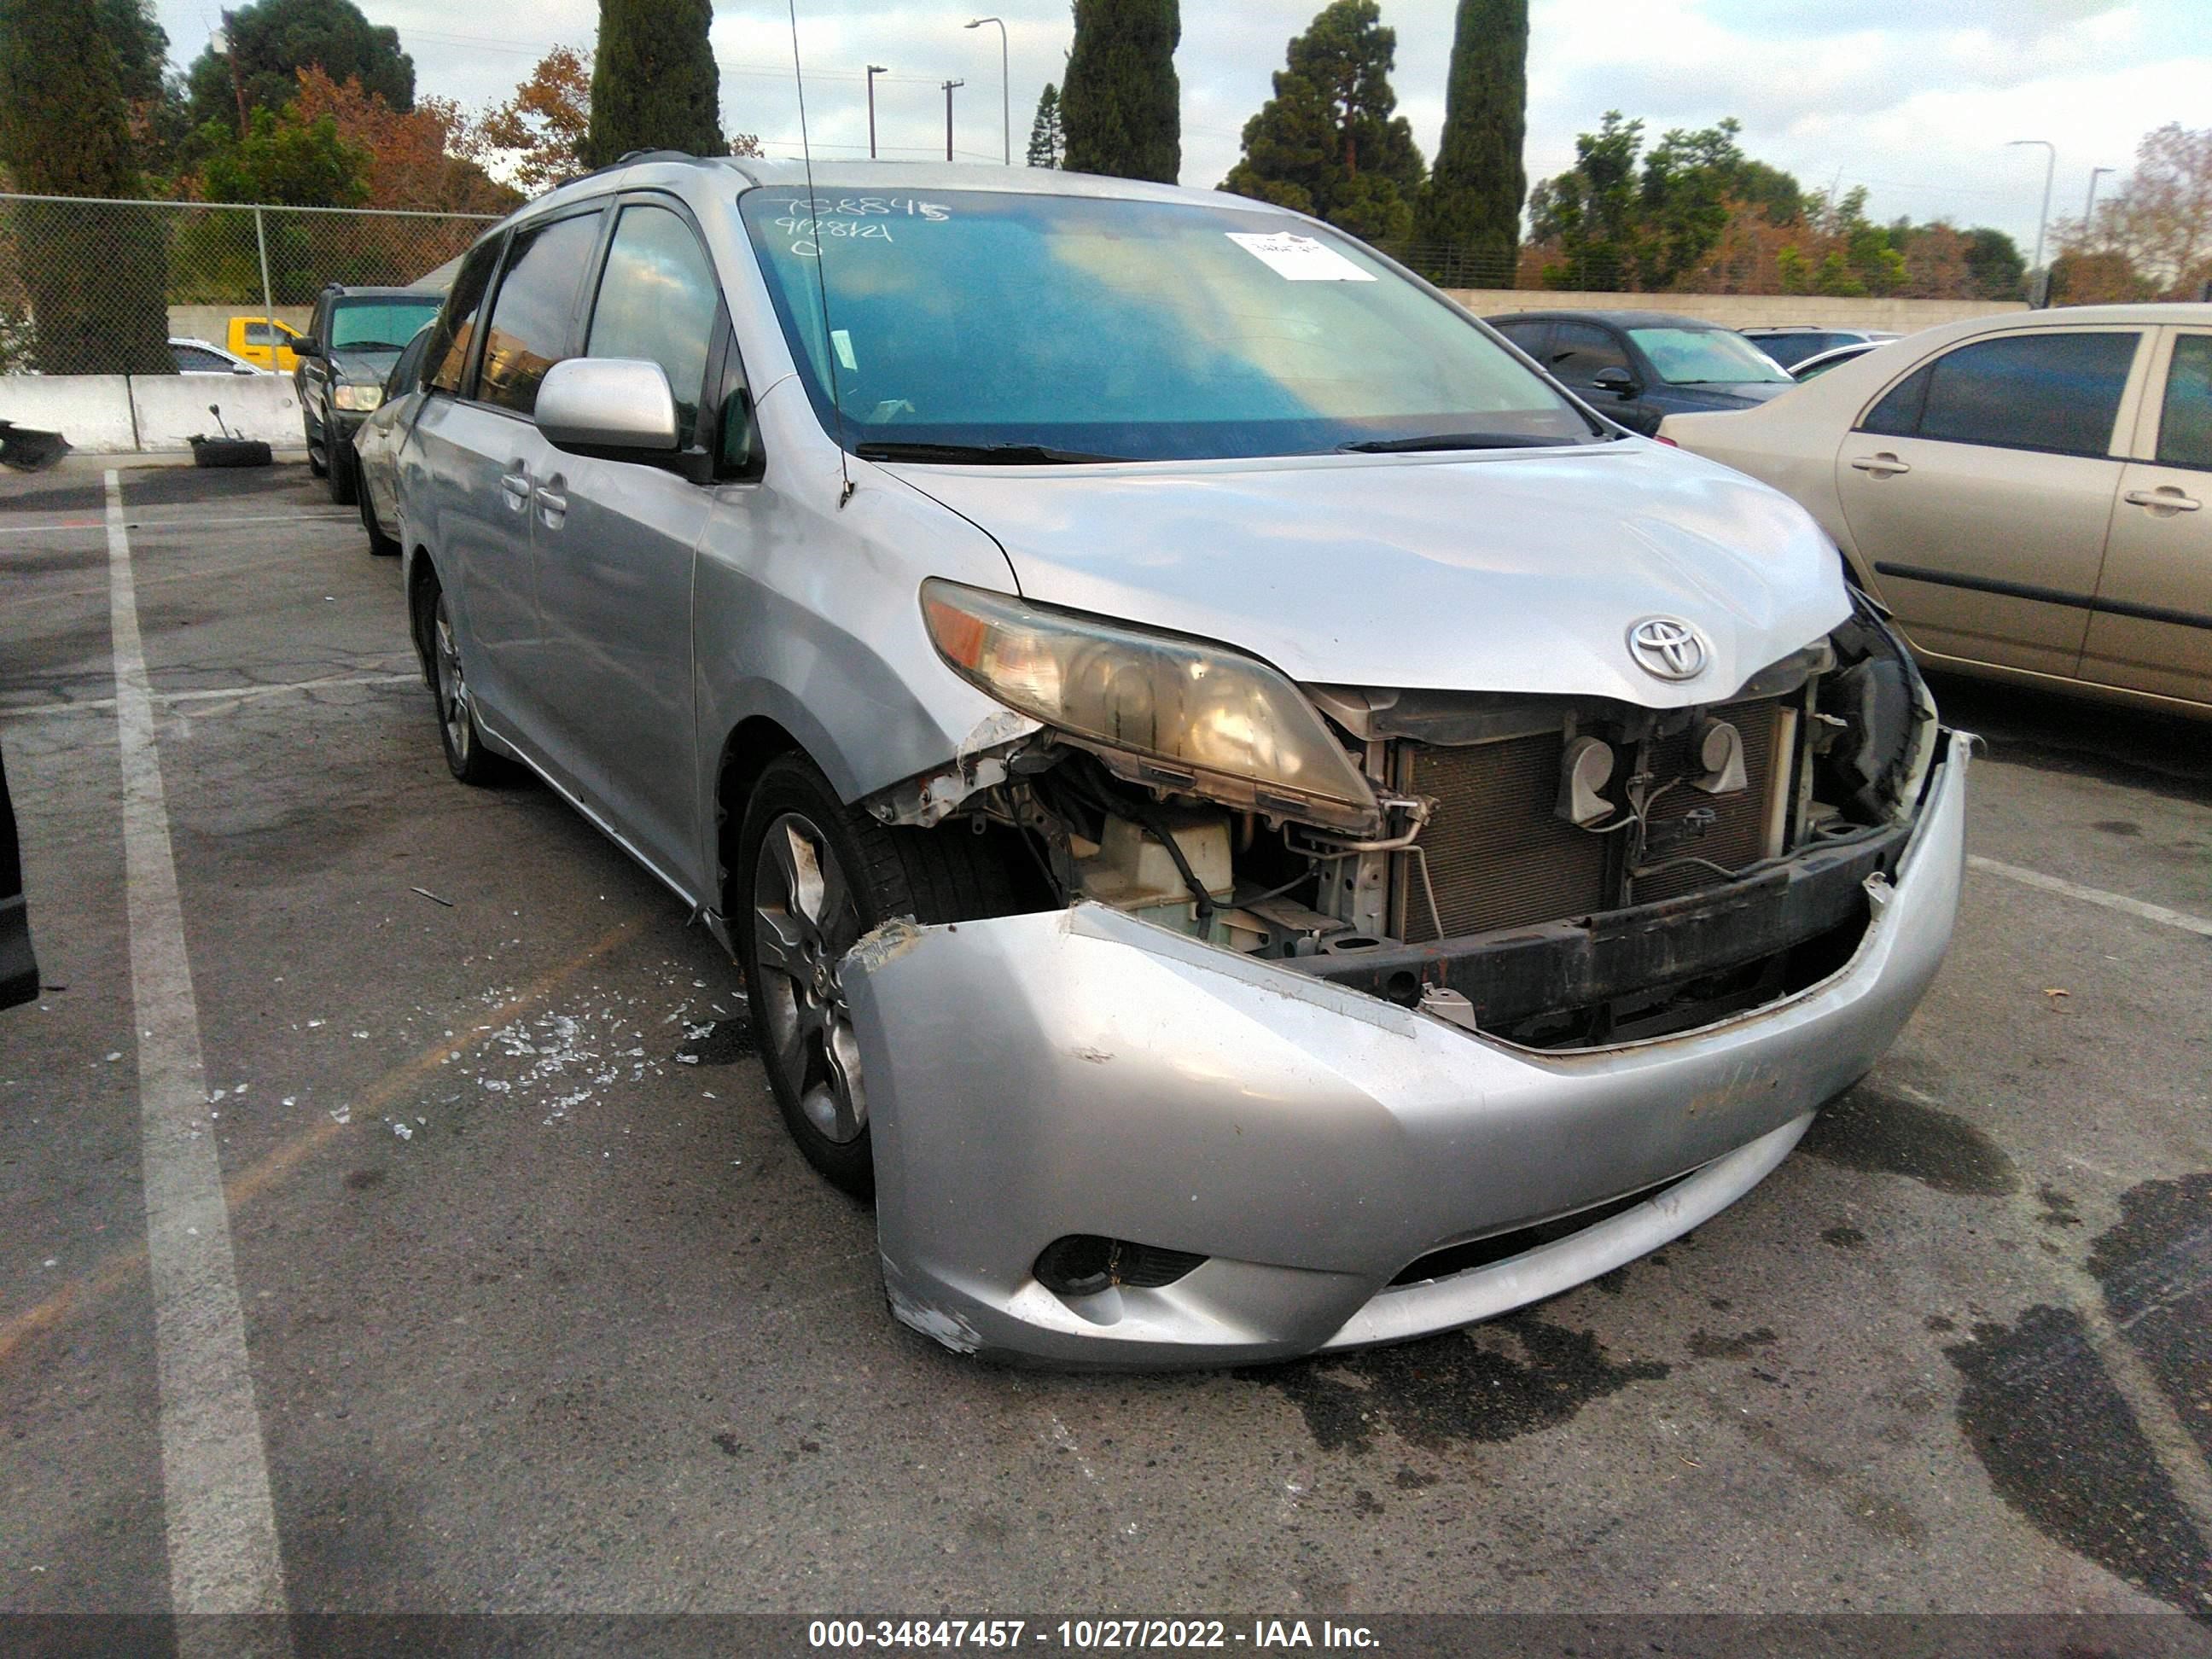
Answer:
168, 336, 263, 375
1, 742, 37, 1010
1487, 309, 1798, 434
396, 158, 1968, 1366
1740, 326, 1901, 372
294, 284, 445, 508
1790, 341, 1889, 381
350, 322, 434, 557
1662, 305, 2212, 717
228, 315, 304, 373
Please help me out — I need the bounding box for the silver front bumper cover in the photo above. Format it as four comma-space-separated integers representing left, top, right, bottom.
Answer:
843, 733, 1970, 1368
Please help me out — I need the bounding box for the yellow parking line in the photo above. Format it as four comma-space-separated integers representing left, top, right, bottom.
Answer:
0, 916, 643, 1369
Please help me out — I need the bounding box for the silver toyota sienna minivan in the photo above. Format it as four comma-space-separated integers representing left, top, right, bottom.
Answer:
393, 154, 1970, 1367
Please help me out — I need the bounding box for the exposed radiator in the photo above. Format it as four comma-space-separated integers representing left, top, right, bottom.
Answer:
1390, 699, 1787, 944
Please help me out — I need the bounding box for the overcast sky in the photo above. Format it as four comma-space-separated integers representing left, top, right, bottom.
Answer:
152, 0, 2212, 258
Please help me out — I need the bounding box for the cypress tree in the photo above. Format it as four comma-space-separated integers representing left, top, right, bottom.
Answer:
1060, 0, 1179, 184
1413, 0, 1527, 282
587, 0, 723, 166
1026, 82, 1065, 169
1220, 0, 1424, 244
0, 0, 172, 374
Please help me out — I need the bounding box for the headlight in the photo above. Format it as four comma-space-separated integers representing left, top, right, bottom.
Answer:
922, 579, 1379, 832
333, 383, 383, 412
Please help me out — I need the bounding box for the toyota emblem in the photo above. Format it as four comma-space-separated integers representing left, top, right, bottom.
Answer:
1627, 616, 1708, 681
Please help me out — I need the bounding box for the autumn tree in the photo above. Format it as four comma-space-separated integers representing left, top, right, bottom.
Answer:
587, 0, 723, 164
1027, 82, 1065, 169
1221, 0, 1424, 243
184, 0, 412, 132
480, 46, 592, 195
2061, 123, 2212, 300
1413, 0, 1524, 283
1061, 0, 1179, 183
0, 0, 172, 372
290, 67, 512, 213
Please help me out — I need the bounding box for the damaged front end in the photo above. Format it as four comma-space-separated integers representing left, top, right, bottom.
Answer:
844, 581, 1966, 1365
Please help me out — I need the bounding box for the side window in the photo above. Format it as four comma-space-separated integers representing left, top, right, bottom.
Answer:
386, 327, 431, 398
426, 239, 502, 395
1548, 322, 1631, 384
1860, 363, 1932, 437
245, 323, 272, 345
585, 202, 722, 434
1494, 321, 1551, 361
1912, 332, 2139, 457
2155, 334, 2212, 470
478, 212, 602, 416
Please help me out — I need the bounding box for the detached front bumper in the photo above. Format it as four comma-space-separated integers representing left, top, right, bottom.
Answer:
843, 733, 1970, 1368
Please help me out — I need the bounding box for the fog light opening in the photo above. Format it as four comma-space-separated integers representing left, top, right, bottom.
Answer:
1033, 1234, 1208, 1297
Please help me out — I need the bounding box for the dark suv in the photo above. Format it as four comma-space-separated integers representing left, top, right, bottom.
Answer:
294, 284, 445, 504
1487, 309, 1797, 435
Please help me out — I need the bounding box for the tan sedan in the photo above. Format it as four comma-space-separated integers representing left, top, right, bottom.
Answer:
1662, 305, 2212, 717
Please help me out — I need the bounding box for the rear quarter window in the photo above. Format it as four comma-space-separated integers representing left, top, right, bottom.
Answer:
1860, 331, 2139, 457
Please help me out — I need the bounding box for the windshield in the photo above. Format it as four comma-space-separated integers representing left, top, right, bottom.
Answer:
739, 189, 1599, 461
330, 298, 444, 352
1628, 327, 1793, 386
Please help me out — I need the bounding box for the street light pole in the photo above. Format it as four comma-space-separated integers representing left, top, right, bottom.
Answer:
865, 65, 887, 160
941, 79, 964, 163
2082, 166, 2115, 241
2005, 138, 2058, 276
965, 17, 1009, 166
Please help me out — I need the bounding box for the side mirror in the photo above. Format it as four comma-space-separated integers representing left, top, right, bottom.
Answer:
1592, 365, 1639, 397
293, 337, 323, 358
535, 357, 680, 459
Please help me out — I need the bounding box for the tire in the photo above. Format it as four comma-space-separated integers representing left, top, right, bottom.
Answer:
736, 753, 1031, 1199
358, 475, 399, 556
190, 436, 271, 469
326, 428, 358, 504
304, 413, 327, 477
422, 578, 505, 785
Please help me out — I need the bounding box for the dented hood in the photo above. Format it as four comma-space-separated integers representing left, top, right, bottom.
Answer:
890, 440, 1852, 706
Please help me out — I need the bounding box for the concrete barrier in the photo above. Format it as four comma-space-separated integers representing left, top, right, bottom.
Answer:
0, 374, 140, 453
0, 372, 303, 456
131, 372, 300, 450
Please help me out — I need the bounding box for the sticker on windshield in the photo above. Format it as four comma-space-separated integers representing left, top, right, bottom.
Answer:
1225, 231, 1375, 282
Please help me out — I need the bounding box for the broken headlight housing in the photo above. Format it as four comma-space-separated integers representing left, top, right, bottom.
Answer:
333, 382, 383, 412
922, 579, 1379, 833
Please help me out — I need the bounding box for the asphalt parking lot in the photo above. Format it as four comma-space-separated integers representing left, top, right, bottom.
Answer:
3, 464, 2210, 1641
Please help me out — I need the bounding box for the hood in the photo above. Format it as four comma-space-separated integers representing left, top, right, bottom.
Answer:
888, 440, 1851, 707
329, 347, 400, 385
1653, 380, 1795, 411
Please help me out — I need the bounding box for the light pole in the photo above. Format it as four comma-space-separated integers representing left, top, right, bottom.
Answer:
865, 65, 888, 160
2005, 138, 2057, 276
965, 17, 1009, 166
941, 79, 964, 163
2082, 165, 2115, 242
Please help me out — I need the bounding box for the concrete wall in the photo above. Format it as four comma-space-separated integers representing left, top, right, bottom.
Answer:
0, 372, 303, 454
166, 305, 315, 346
1444, 289, 2029, 332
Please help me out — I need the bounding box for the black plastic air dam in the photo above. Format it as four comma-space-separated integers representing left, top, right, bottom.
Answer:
1285, 821, 1909, 1033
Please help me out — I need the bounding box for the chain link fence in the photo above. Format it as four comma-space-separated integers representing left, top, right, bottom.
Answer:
0, 195, 498, 376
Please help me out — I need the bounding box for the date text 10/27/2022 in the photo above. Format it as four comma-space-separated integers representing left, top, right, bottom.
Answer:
806, 1619, 1382, 1650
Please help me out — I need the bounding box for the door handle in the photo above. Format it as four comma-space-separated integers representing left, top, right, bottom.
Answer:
1849, 453, 1912, 476
535, 473, 569, 528
2124, 486, 2201, 512
499, 463, 531, 511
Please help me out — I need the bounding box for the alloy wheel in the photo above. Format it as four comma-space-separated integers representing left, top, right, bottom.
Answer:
752, 813, 867, 1144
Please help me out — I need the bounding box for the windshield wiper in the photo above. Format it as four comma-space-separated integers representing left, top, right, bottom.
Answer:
338, 341, 411, 352
854, 440, 1129, 465
1336, 431, 1580, 453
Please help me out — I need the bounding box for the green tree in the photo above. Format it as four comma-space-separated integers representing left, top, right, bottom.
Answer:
1221, 0, 1424, 243
1961, 226, 2024, 300
0, 0, 172, 372
1061, 0, 1179, 183
586, 0, 722, 164
185, 0, 412, 132
1413, 0, 1524, 283
196, 106, 366, 205
1528, 111, 1778, 290
1026, 80, 1065, 168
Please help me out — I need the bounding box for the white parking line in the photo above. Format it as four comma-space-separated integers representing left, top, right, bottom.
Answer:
105, 472, 294, 1637
1968, 854, 2212, 939
0, 510, 356, 537
2, 671, 416, 721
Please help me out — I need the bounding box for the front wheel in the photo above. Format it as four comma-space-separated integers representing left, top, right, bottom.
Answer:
358, 474, 399, 556
735, 754, 1033, 1198
425, 583, 504, 784
326, 428, 358, 504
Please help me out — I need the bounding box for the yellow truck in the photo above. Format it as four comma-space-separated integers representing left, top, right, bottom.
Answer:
227, 316, 304, 373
